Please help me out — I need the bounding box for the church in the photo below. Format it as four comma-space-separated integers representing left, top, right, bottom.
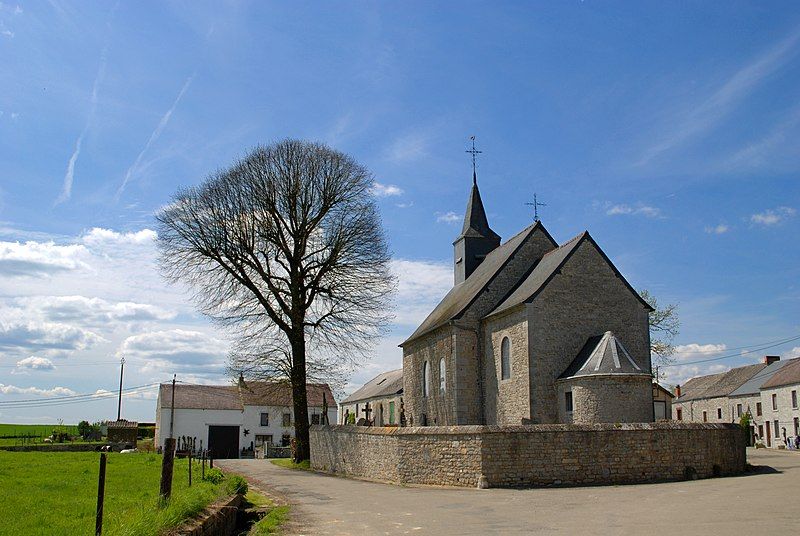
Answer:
400, 173, 655, 426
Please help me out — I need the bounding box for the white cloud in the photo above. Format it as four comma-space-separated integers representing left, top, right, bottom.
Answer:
436, 211, 460, 224
395, 202, 413, 209
391, 259, 452, 327
14, 295, 175, 324
784, 347, 800, 359
0, 240, 89, 277
750, 206, 796, 226
672, 343, 728, 362
606, 204, 662, 218
16, 356, 55, 370
370, 182, 403, 197
704, 224, 730, 235
0, 319, 104, 353
118, 329, 228, 374
0, 384, 76, 396
81, 227, 157, 246
386, 132, 429, 163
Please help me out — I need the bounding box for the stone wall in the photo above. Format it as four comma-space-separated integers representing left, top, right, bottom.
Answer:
483, 308, 531, 425
527, 238, 652, 424
310, 423, 746, 488
759, 384, 800, 445
567, 375, 653, 424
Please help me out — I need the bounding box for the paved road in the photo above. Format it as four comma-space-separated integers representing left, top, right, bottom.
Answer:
218, 449, 799, 535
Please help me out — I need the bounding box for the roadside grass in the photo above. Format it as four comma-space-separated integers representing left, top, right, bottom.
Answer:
269, 458, 311, 470
244, 489, 290, 535
0, 451, 228, 536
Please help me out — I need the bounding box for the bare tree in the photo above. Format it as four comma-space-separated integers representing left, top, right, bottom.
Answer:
156, 139, 395, 461
640, 289, 680, 368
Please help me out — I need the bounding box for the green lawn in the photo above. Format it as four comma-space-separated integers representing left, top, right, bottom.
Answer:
0, 451, 230, 535
269, 458, 311, 471
0, 423, 80, 445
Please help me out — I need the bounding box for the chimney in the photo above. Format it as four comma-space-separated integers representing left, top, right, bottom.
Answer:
675, 385, 681, 398
764, 355, 780, 366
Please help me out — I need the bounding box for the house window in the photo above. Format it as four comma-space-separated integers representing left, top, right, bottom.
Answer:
794, 417, 799, 437
736, 404, 742, 418
774, 420, 780, 438
772, 394, 778, 411
255, 434, 273, 447
565, 391, 573, 413
389, 401, 395, 424
311, 414, 320, 425
501, 336, 511, 380
756, 402, 762, 416
703, 411, 707, 422
439, 358, 446, 394
792, 390, 798, 409
282, 413, 291, 427
676, 408, 682, 421
423, 361, 430, 398
260, 412, 269, 426
717, 408, 722, 420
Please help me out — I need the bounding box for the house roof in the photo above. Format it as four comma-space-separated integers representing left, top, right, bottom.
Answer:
158, 382, 335, 411
401, 222, 555, 346
676, 363, 766, 402
760, 358, 800, 390
653, 383, 675, 398
488, 232, 654, 318
560, 331, 648, 379
341, 368, 403, 404
729, 358, 796, 396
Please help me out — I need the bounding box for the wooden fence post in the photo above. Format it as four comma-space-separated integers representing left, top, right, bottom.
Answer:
209, 449, 213, 469
160, 437, 176, 502
188, 450, 192, 486
95, 452, 107, 536
202, 450, 205, 480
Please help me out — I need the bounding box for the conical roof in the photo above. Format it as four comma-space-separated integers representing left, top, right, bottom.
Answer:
561, 331, 649, 379
458, 175, 500, 241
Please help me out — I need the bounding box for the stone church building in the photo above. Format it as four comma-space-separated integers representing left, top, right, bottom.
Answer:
400, 176, 655, 426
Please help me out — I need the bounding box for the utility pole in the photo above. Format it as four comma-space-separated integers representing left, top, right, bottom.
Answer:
160, 374, 177, 503
116, 357, 125, 421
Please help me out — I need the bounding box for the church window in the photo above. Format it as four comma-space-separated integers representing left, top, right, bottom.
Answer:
423, 361, 430, 398
439, 358, 446, 394
565, 391, 573, 413
501, 337, 511, 380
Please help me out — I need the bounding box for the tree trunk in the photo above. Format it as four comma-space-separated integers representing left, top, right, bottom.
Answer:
290, 333, 310, 462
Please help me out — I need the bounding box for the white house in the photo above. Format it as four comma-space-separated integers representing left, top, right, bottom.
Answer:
155, 380, 337, 458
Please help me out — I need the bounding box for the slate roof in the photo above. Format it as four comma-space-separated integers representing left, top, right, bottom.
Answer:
729, 358, 796, 397
760, 358, 800, 389
158, 382, 334, 410
401, 222, 555, 345
488, 232, 653, 318
675, 363, 766, 402
341, 368, 403, 404
560, 331, 648, 379
457, 179, 501, 241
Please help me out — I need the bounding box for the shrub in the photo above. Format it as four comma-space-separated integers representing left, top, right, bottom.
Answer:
226, 475, 248, 495
204, 468, 224, 484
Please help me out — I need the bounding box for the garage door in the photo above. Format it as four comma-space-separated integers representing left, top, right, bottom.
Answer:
208, 425, 240, 459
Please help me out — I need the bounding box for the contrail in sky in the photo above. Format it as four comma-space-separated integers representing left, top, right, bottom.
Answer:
115, 74, 195, 201
55, 48, 107, 205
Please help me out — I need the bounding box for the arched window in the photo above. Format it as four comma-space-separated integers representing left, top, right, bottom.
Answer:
422, 361, 430, 398
439, 358, 446, 394
501, 336, 511, 380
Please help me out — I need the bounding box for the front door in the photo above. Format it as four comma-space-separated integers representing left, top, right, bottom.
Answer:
766, 422, 771, 447
208, 425, 240, 459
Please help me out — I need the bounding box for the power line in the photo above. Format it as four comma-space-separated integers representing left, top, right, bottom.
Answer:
0, 360, 121, 369
670, 333, 800, 354
0, 385, 160, 409
0, 382, 161, 406
661, 333, 800, 368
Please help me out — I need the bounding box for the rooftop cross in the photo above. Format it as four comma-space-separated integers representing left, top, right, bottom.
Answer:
525, 193, 547, 222
465, 136, 482, 185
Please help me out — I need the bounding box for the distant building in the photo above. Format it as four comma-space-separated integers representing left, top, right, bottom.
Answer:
673, 355, 800, 447
155, 380, 337, 458
652, 383, 674, 420
339, 369, 403, 425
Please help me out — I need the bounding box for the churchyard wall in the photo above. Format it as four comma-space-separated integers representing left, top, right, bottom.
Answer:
310, 423, 745, 488
528, 239, 652, 424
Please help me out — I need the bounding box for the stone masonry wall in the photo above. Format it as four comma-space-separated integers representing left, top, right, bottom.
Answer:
528, 239, 652, 424
402, 326, 458, 426
310, 423, 746, 488
760, 385, 800, 445
568, 375, 653, 424
483, 308, 530, 425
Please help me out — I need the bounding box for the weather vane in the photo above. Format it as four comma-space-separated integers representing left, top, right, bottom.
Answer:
465, 136, 482, 185
525, 193, 547, 222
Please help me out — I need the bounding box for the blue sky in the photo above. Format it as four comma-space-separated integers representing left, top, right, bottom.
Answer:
1, 1, 799, 423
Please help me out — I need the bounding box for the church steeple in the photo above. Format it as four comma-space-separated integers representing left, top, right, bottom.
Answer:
453, 173, 501, 285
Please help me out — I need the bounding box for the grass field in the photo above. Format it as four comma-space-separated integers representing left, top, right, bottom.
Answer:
270, 458, 311, 471
0, 451, 230, 535
0, 423, 80, 445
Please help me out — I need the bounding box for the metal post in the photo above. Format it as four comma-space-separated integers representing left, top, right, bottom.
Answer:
168, 374, 176, 438
209, 449, 213, 469
117, 357, 125, 422
96, 452, 107, 536
202, 450, 206, 480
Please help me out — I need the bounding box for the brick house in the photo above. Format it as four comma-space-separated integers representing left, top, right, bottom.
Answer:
398, 175, 654, 426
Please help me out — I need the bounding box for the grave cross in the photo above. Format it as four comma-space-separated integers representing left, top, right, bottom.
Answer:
363, 402, 372, 426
